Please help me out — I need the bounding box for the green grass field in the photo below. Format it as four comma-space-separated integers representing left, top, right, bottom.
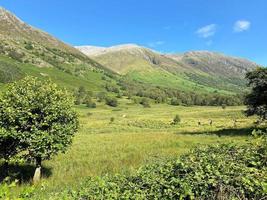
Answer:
7, 98, 258, 199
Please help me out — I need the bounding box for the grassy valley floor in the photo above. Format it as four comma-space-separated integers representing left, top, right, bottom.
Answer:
6, 99, 257, 198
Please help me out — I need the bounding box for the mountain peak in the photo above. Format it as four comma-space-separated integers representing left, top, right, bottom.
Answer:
76, 44, 145, 56
0, 7, 24, 24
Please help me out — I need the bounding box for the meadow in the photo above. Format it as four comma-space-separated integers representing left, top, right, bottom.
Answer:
7, 98, 258, 198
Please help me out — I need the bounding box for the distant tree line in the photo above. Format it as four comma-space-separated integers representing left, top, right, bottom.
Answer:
118, 79, 243, 106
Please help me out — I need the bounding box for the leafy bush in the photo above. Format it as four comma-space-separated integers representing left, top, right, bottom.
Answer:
8, 50, 25, 62
85, 98, 96, 108
140, 98, 150, 108
170, 98, 182, 106
24, 42, 34, 50
0, 59, 24, 83
171, 114, 181, 125
105, 97, 118, 107
96, 92, 107, 102
58, 135, 267, 199
110, 117, 115, 124
0, 178, 35, 200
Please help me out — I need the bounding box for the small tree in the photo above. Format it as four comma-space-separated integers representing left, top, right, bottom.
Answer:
85, 97, 96, 108
171, 114, 181, 125
0, 77, 79, 183
140, 98, 150, 108
170, 98, 182, 106
97, 92, 107, 102
105, 97, 118, 107
245, 67, 267, 122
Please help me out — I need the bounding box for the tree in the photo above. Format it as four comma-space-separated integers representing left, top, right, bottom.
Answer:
0, 77, 79, 183
105, 97, 118, 107
170, 98, 182, 106
97, 92, 107, 102
245, 67, 267, 121
85, 97, 96, 108
140, 98, 150, 108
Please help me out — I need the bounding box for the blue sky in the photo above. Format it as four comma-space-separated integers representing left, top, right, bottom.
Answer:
1, 0, 267, 65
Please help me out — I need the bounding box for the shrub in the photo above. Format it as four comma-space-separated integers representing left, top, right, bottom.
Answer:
170, 98, 182, 106
8, 50, 25, 61
97, 92, 107, 102
61, 136, 267, 200
85, 98, 96, 108
105, 97, 118, 107
140, 98, 150, 108
171, 114, 181, 125
25, 43, 34, 50
110, 117, 115, 124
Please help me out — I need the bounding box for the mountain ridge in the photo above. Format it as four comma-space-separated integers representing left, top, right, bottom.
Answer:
0, 7, 114, 91
76, 44, 259, 93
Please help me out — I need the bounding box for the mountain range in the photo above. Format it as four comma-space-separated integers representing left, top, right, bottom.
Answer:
0, 7, 260, 96
76, 44, 258, 93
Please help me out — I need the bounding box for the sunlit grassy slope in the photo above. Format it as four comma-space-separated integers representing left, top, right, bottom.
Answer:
11, 98, 257, 198
0, 55, 110, 92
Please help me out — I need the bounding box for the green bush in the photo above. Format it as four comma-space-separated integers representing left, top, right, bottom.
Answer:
170, 98, 182, 106
171, 114, 181, 125
110, 117, 115, 124
105, 97, 118, 107
85, 98, 96, 108
140, 98, 150, 108
58, 135, 267, 200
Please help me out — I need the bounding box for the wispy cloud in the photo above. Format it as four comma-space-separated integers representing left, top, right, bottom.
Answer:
148, 41, 165, 47
196, 24, 217, 38
233, 20, 251, 32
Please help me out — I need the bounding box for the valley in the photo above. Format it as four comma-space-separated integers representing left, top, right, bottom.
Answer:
10, 101, 256, 199
0, 4, 266, 200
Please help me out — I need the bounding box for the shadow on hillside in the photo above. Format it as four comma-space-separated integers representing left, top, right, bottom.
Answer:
0, 163, 52, 184
178, 127, 266, 137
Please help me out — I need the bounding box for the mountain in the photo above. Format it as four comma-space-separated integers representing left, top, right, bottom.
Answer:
76, 44, 259, 94
0, 7, 113, 91
0, 7, 259, 97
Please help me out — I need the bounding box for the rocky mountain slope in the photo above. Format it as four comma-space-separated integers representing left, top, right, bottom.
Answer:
0, 7, 113, 91
0, 7, 107, 76
77, 44, 259, 93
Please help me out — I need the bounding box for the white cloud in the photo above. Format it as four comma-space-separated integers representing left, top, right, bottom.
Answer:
196, 24, 217, 38
234, 20, 251, 32
148, 41, 165, 47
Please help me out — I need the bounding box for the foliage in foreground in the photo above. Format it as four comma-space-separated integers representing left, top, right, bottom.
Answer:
245, 67, 267, 121
0, 76, 79, 182
49, 132, 266, 200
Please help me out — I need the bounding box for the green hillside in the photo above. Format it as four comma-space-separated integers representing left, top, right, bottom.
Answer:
0, 7, 117, 93
77, 45, 259, 94
0, 7, 253, 106
0, 55, 111, 92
